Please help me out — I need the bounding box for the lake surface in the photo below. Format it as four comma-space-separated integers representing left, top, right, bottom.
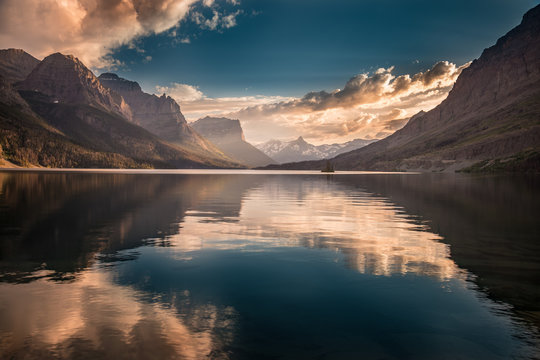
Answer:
0, 170, 538, 359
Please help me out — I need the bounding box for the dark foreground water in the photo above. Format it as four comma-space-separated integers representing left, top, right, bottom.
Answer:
0, 170, 539, 359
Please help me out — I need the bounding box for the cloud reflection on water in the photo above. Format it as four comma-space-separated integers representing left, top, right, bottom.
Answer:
167, 179, 465, 281
0, 268, 234, 359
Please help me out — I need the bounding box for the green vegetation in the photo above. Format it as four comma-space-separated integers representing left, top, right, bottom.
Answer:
0, 102, 144, 168
322, 160, 335, 172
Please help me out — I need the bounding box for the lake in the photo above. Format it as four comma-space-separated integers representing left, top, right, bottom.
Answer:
0, 170, 538, 359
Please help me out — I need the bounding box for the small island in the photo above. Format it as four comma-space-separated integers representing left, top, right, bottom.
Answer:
322, 160, 335, 173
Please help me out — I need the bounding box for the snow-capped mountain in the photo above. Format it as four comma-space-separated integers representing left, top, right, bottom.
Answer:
256, 136, 377, 164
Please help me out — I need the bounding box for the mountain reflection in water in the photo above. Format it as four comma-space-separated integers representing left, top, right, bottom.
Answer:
0, 171, 538, 359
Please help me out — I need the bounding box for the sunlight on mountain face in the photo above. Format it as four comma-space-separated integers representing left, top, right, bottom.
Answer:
167, 179, 464, 281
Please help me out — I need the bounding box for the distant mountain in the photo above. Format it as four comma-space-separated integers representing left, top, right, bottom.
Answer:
98, 73, 231, 162
191, 116, 275, 167
265, 5, 540, 172
257, 136, 376, 164
0, 51, 240, 168
0, 49, 40, 83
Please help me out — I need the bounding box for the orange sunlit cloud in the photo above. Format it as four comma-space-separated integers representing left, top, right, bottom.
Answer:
0, 0, 202, 68
168, 61, 469, 144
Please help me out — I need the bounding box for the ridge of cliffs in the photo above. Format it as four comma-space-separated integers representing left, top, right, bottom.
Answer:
98, 73, 233, 163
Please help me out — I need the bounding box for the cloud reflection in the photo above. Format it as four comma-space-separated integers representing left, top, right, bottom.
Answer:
0, 268, 234, 359
167, 178, 465, 281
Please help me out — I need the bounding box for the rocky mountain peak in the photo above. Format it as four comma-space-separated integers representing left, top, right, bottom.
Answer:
397, 4, 540, 139
99, 72, 120, 80
0, 48, 40, 83
98, 72, 142, 93
192, 117, 245, 142
18, 52, 132, 120
257, 136, 375, 164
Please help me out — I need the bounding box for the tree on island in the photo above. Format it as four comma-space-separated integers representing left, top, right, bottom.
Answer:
322, 160, 335, 172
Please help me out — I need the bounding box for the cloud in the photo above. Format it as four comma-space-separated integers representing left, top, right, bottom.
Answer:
191, 9, 242, 31
159, 61, 469, 144
0, 0, 240, 68
266, 61, 467, 113
0, 269, 232, 359
156, 82, 292, 121
226, 61, 470, 143
181, 95, 294, 120
155, 83, 205, 102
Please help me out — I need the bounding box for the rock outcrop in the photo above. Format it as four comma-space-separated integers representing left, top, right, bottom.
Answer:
0, 49, 40, 83
191, 116, 275, 167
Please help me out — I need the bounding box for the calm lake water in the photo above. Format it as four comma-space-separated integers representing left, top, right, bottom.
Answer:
0, 170, 539, 359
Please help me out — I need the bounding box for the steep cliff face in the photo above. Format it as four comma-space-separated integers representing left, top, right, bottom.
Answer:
268, 5, 540, 172
18, 54, 132, 121
98, 73, 232, 162
191, 116, 245, 142
191, 117, 275, 167
98, 73, 185, 139
0, 49, 40, 83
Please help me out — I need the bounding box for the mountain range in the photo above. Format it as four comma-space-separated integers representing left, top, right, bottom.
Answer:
256, 136, 376, 164
191, 116, 275, 167
264, 5, 540, 172
1, 5, 539, 171
0, 50, 240, 168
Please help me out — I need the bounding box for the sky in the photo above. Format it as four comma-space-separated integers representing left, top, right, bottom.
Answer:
0, 0, 538, 144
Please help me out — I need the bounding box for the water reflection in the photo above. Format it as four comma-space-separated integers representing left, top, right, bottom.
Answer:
0, 171, 538, 359
333, 174, 540, 328
0, 173, 263, 281
172, 179, 464, 280
0, 269, 235, 359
